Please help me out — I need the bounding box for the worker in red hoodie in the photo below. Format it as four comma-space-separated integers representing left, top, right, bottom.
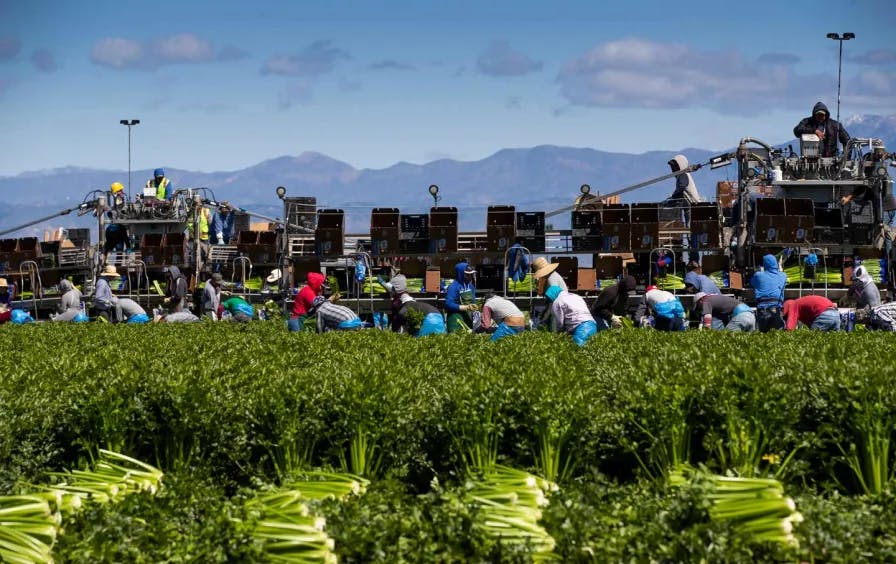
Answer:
288, 271, 327, 332
782, 295, 841, 331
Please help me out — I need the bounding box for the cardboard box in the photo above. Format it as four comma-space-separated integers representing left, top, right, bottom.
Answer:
577, 268, 597, 291
425, 268, 441, 294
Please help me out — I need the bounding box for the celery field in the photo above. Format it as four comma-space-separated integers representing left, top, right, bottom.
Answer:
1, 324, 895, 562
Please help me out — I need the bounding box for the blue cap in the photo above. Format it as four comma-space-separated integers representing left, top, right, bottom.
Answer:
154, 168, 165, 178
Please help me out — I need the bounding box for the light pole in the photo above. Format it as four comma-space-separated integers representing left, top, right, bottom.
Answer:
825, 33, 855, 123
428, 184, 441, 207
119, 119, 140, 201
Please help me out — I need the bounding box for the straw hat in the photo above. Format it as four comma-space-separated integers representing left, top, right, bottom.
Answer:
99, 265, 120, 277
532, 257, 559, 280
0, 277, 7, 288
266, 268, 282, 283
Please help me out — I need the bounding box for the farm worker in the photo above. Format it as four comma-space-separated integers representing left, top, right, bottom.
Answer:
445, 262, 477, 333
187, 203, 211, 266
750, 254, 787, 332
782, 295, 841, 331
288, 271, 327, 331
202, 273, 223, 320
531, 257, 567, 295
146, 168, 174, 200
114, 297, 149, 323
684, 260, 721, 295
634, 286, 686, 331
0, 278, 12, 323
92, 264, 119, 321
164, 266, 188, 313
544, 285, 600, 346
864, 302, 896, 331
155, 311, 200, 323
0, 277, 12, 308
388, 274, 445, 336
693, 292, 755, 332
309, 295, 362, 332
665, 154, 702, 228
590, 275, 637, 329
211, 201, 235, 244
480, 293, 526, 341
222, 295, 254, 322
793, 101, 851, 158
51, 279, 83, 322
848, 265, 881, 311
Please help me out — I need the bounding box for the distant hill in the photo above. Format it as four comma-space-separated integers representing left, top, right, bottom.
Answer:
2, 114, 893, 237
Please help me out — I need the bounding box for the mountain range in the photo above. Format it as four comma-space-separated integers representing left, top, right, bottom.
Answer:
2, 114, 894, 238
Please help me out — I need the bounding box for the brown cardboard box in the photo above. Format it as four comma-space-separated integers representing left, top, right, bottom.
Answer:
425, 268, 441, 294
577, 268, 597, 291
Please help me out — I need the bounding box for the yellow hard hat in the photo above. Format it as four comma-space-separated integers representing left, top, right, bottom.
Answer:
110, 182, 124, 193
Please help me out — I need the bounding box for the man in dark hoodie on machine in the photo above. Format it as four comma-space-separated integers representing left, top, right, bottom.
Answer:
793, 101, 851, 158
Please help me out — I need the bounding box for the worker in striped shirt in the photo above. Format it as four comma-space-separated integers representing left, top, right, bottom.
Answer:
309, 295, 362, 332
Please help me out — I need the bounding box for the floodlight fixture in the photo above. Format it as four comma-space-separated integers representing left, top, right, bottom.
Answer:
276, 185, 287, 199
580, 184, 591, 195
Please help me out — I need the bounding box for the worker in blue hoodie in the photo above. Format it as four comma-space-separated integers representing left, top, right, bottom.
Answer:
445, 261, 477, 333
750, 254, 787, 332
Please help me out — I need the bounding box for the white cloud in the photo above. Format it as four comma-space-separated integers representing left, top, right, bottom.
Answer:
90, 34, 242, 70
277, 80, 314, 110
556, 37, 852, 116
369, 59, 415, 71
261, 40, 349, 76
476, 41, 542, 77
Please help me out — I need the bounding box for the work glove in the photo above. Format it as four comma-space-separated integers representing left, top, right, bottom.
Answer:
638, 316, 650, 328
216, 232, 224, 244
163, 297, 171, 304
610, 315, 622, 329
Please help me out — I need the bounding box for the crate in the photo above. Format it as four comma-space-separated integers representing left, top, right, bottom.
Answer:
630, 223, 659, 251
476, 264, 504, 292
571, 210, 601, 252
486, 206, 516, 252
429, 207, 458, 253
515, 211, 545, 253
601, 224, 631, 252
371, 208, 400, 256
399, 214, 429, 253
315, 209, 344, 257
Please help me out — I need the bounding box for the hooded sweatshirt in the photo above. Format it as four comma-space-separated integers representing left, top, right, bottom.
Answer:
793, 101, 851, 158
445, 262, 475, 313
850, 265, 882, 309
750, 254, 787, 308
591, 275, 637, 322
684, 271, 721, 295
166, 266, 187, 301
669, 154, 702, 204
292, 271, 326, 317
58, 279, 82, 313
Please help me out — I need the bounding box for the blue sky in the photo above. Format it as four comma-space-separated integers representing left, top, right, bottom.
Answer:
0, 0, 893, 177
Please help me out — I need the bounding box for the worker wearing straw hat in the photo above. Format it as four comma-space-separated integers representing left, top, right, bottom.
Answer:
531, 257, 567, 296
92, 264, 120, 321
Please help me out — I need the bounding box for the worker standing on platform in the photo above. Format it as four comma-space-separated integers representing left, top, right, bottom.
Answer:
211, 201, 235, 245
146, 168, 174, 200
